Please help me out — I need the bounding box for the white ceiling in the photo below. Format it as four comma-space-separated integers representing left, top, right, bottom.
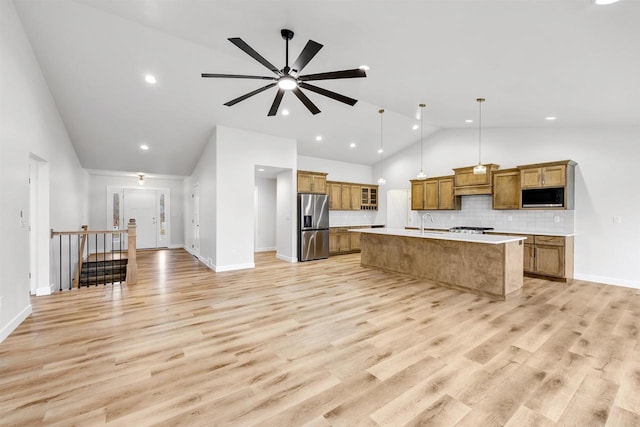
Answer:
14, 0, 640, 176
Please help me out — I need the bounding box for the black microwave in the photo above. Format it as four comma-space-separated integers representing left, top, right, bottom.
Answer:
521, 187, 564, 208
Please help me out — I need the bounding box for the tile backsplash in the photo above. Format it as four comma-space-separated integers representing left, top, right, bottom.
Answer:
330, 210, 379, 226
408, 195, 574, 234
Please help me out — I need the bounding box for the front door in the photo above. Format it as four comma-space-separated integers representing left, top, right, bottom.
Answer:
124, 188, 157, 249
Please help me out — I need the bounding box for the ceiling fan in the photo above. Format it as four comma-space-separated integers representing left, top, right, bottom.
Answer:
201, 29, 367, 116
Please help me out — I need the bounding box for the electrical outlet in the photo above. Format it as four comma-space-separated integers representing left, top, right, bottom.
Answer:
507, 215, 513, 222
613, 216, 622, 224
554, 216, 560, 223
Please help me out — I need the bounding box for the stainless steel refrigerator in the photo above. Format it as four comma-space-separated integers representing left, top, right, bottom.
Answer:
298, 193, 329, 262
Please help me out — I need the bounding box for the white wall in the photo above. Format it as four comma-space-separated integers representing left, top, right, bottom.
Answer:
0, 0, 88, 342
373, 126, 640, 288
298, 155, 373, 184
184, 130, 217, 266
186, 126, 297, 271
215, 126, 297, 270
276, 171, 295, 263
254, 178, 277, 252
87, 172, 184, 247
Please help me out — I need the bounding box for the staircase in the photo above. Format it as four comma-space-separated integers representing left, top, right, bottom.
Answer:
78, 253, 128, 287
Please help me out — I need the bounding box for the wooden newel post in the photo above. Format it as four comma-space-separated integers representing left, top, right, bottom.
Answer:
73, 225, 88, 288
126, 218, 137, 285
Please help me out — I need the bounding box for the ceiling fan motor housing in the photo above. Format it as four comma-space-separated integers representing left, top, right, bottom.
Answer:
281, 29, 294, 40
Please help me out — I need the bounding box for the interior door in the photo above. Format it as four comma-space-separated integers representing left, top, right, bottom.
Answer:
124, 188, 157, 249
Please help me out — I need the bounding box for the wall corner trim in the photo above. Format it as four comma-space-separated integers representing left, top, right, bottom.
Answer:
276, 253, 297, 263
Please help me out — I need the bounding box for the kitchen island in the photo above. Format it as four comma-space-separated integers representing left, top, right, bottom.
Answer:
351, 228, 526, 300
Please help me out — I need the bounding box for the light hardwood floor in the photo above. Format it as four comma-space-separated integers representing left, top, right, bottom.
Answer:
1, 249, 639, 426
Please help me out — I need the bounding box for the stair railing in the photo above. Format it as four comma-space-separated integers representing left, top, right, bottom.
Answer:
50, 219, 137, 290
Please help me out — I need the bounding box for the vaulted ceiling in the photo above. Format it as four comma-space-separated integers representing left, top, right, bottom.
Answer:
14, 0, 640, 176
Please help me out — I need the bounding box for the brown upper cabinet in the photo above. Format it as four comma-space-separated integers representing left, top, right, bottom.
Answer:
360, 186, 378, 210
518, 160, 576, 210
453, 164, 500, 196
297, 170, 327, 194
327, 181, 377, 210
492, 168, 520, 210
520, 163, 567, 188
328, 182, 342, 209
410, 175, 460, 210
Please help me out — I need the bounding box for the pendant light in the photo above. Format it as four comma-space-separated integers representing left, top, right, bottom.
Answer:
416, 103, 427, 180
473, 97, 487, 175
377, 109, 386, 185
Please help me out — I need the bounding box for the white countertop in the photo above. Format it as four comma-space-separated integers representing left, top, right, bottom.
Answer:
489, 229, 576, 237
330, 224, 385, 228
405, 226, 575, 237
350, 228, 527, 245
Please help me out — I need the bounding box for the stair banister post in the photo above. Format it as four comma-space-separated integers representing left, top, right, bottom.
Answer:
73, 225, 88, 288
126, 218, 137, 285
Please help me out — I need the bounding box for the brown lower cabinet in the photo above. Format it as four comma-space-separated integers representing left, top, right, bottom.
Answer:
329, 226, 371, 255
488, 233, 574, 281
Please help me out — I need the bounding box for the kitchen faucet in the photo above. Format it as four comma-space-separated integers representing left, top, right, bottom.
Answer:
420, 212, 434, 235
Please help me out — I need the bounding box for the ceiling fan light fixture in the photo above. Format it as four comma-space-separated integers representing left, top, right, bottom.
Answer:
277, 76, 298, 90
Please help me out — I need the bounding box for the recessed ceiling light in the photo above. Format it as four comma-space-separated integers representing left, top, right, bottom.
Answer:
412, 124, 419, 130
315, 136, 323, 141
359, 65, 370, 71
281, 109, 289, 116
258, 168, 265, 172
594, 0, 620, 5
349, 142, 356, 148
378, 148, 384, 154
545, 116, 557, 121
465, 119, 474, 123
144, 74, 156, 84
140, 144, 149, 150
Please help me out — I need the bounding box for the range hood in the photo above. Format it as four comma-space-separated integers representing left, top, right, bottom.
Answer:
452, 164, 500, 196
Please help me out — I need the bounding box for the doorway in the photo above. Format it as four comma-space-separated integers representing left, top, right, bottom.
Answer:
29, 155, 50, 295
107, 186, 170, 250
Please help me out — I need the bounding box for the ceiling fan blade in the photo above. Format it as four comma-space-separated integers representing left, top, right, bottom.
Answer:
201, 73, 276, 81
224, 83, 276, 107
228, 38, 282, 76
292, 88, 320, 115
268, 89, 285, 116
299, 68, 367, 82
299, 82, 358, 106
291, 40, 323, 74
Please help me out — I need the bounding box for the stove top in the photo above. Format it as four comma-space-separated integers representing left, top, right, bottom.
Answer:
448, 226, 494, 234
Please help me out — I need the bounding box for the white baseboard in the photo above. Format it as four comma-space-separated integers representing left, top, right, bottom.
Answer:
168, 244, 184, 249
0, 304, 32, 344
573, 273, 640, 290
36, 285, 52, 296
255, 246, 276, 253
276, 253, 297, 263
214, 262, 255, 272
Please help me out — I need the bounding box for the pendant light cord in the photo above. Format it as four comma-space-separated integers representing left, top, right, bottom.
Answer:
420, 104, 424, 172
379, 109, 384, 176
420, 104, 425, 172
477, 98, 485, 165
